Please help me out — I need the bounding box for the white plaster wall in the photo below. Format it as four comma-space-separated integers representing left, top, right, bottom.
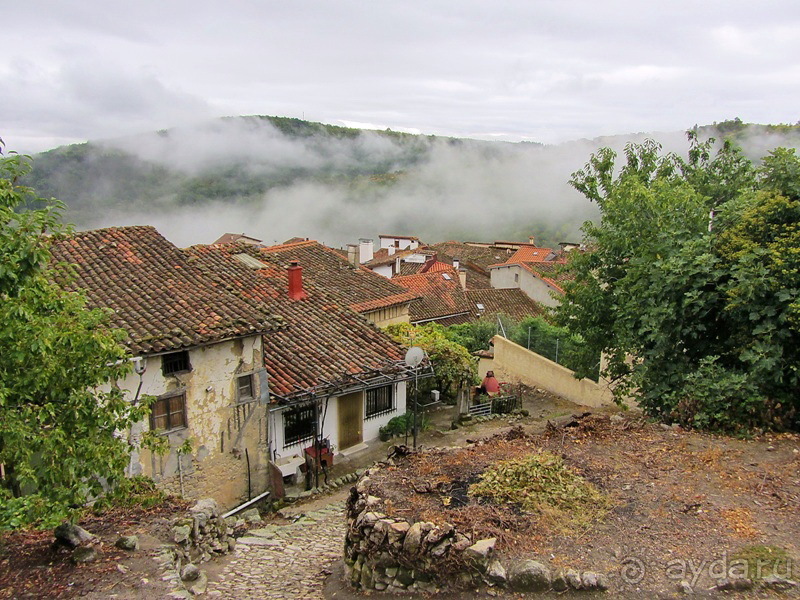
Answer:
362, 381, 407, 441
490, 264, 521, 290
372, 264, 393, 278
269, 381, 407, 460
490, 265, 560, 307
380, 237, 418, 251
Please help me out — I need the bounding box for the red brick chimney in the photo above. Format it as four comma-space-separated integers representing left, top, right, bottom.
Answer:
287, 261, 308, 300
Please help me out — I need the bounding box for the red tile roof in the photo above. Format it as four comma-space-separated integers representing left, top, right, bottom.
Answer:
186, 244, 405, 399
258, 240, 418, 313
49, 226, 282, 355
213, 232, 263, 245
463, 288, 548, 321
503, 244, 557, 264
393, 270, 472, 324
427, 241, 515, 271
365, 247, 435, 268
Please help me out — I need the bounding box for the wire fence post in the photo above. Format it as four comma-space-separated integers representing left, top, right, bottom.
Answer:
555, 338, 559, 364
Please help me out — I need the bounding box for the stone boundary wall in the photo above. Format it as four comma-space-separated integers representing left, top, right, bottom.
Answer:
344, 465, 609, 594
482, 335, 615, 408
160, 498, 237, 596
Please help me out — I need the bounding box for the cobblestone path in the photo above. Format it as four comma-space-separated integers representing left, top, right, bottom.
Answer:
206, 501, 346, 599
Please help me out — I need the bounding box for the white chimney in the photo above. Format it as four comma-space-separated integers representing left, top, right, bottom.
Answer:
452, 257, 460, 270
359, 238, 374, 263
347, 244, 358, 267
458, 269, 467, 290
388, 246, 395, 256
528, 236, 536, 245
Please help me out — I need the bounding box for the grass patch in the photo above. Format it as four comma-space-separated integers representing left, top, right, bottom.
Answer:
730, 545, 792, 580
468, 450, 612, 532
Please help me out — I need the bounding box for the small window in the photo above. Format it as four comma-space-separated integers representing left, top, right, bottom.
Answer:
442, 273, 452, 280
150, 393, 187, 432
283, 404, 315, 447
162, 351, 191, 376
366, 385, 395, 419
514, 273, 519, 282
237, 374, 254, 402
476, 303, 485, 311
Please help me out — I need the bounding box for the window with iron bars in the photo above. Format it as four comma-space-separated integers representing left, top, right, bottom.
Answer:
283, 403, 315, 447
365, 384, 395, 419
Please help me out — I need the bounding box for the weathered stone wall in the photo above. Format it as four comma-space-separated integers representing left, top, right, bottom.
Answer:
345, 465, 610, 594
170, 498, 236, 565
344, 465, 486, 593
111, 334, 271, 509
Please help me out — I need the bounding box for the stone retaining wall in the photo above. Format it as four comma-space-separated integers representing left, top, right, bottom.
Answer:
344, 464, 610, 594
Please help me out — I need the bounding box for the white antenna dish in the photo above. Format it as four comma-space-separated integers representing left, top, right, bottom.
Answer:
404, 346, 424, 368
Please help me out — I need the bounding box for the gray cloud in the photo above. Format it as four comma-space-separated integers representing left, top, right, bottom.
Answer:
76, 119, 709, 249
3, 1, 800, 153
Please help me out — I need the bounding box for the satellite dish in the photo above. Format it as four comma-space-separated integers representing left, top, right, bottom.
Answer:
404, 346, 424, 368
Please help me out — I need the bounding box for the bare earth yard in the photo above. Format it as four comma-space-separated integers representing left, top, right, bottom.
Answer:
2, 399, 799, 599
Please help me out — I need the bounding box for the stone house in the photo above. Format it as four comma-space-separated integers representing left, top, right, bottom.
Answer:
186, 243, 421, 477
488, 244, 570, 308
50, 226, 283, 508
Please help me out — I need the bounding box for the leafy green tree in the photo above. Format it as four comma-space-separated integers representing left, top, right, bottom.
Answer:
0, 146, 149, 529
444, 319, 499, 354
559, 136, 799, 431
384, 322, 477, 403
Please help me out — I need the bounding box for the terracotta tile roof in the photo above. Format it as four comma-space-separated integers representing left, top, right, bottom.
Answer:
365, 247, 435, 268
213, 232, 263, 245
463, 289, 548, 321
503, 244, 558, 264
393, 270, 472, 324
398, 262, 424, 276
427, 241, 515, 271
434, 314, 474, 326
186, 244, 405, 399
49, 226, 282, 355
259, 240, 418, 313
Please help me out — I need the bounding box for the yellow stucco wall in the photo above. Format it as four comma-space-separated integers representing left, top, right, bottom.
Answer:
115, 335, 270, 509
482, 335, 615, 408
365, 303, 410, 327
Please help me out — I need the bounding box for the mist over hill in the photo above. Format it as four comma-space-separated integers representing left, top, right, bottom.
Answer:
24, 116, 800, 249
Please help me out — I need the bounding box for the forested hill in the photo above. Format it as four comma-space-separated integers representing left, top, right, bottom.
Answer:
22, 116, 800, 249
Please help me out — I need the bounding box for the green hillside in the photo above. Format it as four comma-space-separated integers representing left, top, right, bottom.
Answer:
20, 116, 800, 249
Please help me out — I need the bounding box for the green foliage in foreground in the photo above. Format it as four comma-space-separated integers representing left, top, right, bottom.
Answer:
0, 147, 150, 529
91, 476, 168, 513
381, 412, 431, 437
384, 322, 478, 404
468, 451, 612, 531
560, 134, 800, 431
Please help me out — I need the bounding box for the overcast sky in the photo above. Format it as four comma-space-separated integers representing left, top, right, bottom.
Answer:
4, 1, 799, 154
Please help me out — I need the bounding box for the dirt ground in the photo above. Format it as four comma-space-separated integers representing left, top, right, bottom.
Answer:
0, 499, 186, 599
2, 385, 798, 599
331, 411, 800, 598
